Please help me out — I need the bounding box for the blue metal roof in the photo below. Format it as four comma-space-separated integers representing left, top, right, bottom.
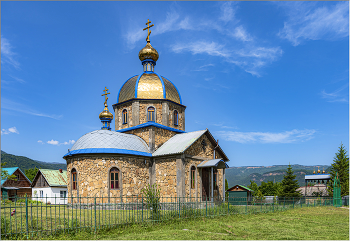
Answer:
117, 122, 185, 133
64, 148, 152, 157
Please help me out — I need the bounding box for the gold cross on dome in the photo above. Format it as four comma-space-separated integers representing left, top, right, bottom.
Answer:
102, 87, 110, 106
143, 19, 154, 42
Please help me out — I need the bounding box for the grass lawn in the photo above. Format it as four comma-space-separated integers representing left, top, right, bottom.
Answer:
29, 206, 349, 240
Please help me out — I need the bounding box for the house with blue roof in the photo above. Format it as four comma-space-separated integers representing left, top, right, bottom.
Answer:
1, 167, 32, 200
63, 20, 230, 203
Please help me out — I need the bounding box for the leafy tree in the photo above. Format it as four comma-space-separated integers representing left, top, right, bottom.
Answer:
328, 143, 349, 196
260, 181, 278, 196
25, 168, 39, 182
247, 180, 259, 195
1, 162, 16, 181
279, 164, 301, 197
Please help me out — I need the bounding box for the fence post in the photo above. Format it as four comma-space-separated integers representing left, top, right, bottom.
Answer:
25, 193, 29, 239
142, 196, 144, 223
273, 199, 274, 212
206, 198, 207, 217
293, 197, 294, 209
178, 197, 181, 219
227, 197, 229, 215
94, 197, 97, 234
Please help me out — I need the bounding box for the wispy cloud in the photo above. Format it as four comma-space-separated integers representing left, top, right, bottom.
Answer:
321, 84, 348, 103
194, 64, 215, 72
47, 139, 75, 146
216, 129, 316, 143
213, 122, 238, 129
1, 98, 63, 120
172, 41, 230, 57
230, 26, 253, 42
219, 2, 237, 23
1, 127, 19, 135
38, 140, 44, 144
1, 36, 20, 69
278, 2, 349, 46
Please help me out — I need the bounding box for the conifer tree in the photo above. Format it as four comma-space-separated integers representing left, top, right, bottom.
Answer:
280, 164, 301, 197
327, 143, 349, 196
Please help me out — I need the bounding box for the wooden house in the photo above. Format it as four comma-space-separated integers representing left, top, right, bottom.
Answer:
227, 185, 254, 205
1, 167, 32, 200
31, 169, 67, 204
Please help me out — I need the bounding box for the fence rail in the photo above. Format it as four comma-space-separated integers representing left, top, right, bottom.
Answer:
1, 196, 335, 239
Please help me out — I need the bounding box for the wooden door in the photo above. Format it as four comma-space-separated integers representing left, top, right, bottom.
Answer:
202, 168, 210, 201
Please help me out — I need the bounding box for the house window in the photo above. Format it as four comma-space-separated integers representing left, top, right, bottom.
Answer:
191, 166, 196, 189
122, 109, 128, 124
40, 190, 43, 198
147, 107, 155, 122
60, 191, 67, 199
174, 110, 178, 126
16, 174, 20, 181
72, 168, 77, 190
110, 167, 119, 189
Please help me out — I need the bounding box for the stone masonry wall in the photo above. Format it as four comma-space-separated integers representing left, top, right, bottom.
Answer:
168, 102, 185, 131
154, 128, 178, 150
124, 127, 150, 146
66, 155, 150, 203
184, 158, 202, 199
154, 158, 177, 201
185, 133, 223, 159
139, 102, 163, 125
114, 102, 133, 130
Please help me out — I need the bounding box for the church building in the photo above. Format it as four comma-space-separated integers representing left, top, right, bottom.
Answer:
63, 20, 230, 203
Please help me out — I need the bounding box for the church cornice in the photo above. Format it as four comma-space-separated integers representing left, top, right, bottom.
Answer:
116, 121, 185, 134
112, 98, 187, 108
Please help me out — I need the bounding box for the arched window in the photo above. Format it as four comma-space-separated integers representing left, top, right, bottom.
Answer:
71, 168, 77, 190
191, 166, 196, 189
122, 109, 128, 124
147, 107, 155, 122
174, 110, 178, 126
110, 167, 119, 189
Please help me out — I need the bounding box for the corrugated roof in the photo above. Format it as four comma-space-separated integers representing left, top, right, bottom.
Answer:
197, 159, 229, 168
153, 130, 206, 156
305, 174, 331, 180
40, 169, 67, 187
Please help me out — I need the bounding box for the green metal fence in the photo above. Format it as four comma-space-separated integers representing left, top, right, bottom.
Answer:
1, 195, 335, 239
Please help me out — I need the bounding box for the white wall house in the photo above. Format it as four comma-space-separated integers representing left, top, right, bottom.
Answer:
31, 169, 67, 204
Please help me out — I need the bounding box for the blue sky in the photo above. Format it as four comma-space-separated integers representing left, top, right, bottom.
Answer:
1, 1, 349, 167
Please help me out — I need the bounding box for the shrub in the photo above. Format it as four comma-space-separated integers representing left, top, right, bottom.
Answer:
141, 184, 161, 217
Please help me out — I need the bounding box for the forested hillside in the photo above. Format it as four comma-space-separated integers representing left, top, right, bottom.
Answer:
225, 164, 330, 187
1, 150, 67, 171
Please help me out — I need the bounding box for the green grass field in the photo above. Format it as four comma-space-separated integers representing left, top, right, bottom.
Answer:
6, 206, 348, 240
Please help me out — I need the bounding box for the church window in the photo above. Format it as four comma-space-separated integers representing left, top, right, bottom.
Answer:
174, 110, 178, 126
72, 168, 77, 190
122, 109, 128, 124
191, 166, 196, 189
110, 167, 119, 189
147, 107, 155, 122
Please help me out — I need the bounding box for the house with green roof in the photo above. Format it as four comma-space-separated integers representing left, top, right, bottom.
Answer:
31, 169, 67, 204
227, 184, 254, 205
1, 167, 32, 200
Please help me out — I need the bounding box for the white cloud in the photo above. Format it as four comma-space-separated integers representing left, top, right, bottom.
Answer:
47, 139, 59, 145
231, 26, 252, 42
1, 98, 63, 120
219, 2, 236, 23
194, 64, 215, 72
1, 127, 19, 135
172, 41, 230, 57
37, 140, 44, 144
278, 2, 349, 46
217, 129, 316, 143
1, 36, 20, 69
47, 139, 75, 146
321, 84, 348, 103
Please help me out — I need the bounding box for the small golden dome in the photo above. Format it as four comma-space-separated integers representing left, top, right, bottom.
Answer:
139, 42, 159, 62
99, 106, 113, 119
322, 168, 325, 174
313, 169, 316, 174
317, 168, 321, 174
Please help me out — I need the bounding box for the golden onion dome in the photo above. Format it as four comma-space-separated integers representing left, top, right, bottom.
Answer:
99, 106, 113, 119
139, 42, 159, 62
317, 168, 321, 174
313, 169, 316, 174
117, 73, 182, 104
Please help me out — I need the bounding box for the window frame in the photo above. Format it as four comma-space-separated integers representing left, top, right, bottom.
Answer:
122, 109, 128, 124
60, 190, 67, 199
147, 106, 155, 122
110, 167, 120, 190
71, 168, 77, 190
190, 166, 196, 189
174, 110, 178, 126
39, 190, 43, 198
